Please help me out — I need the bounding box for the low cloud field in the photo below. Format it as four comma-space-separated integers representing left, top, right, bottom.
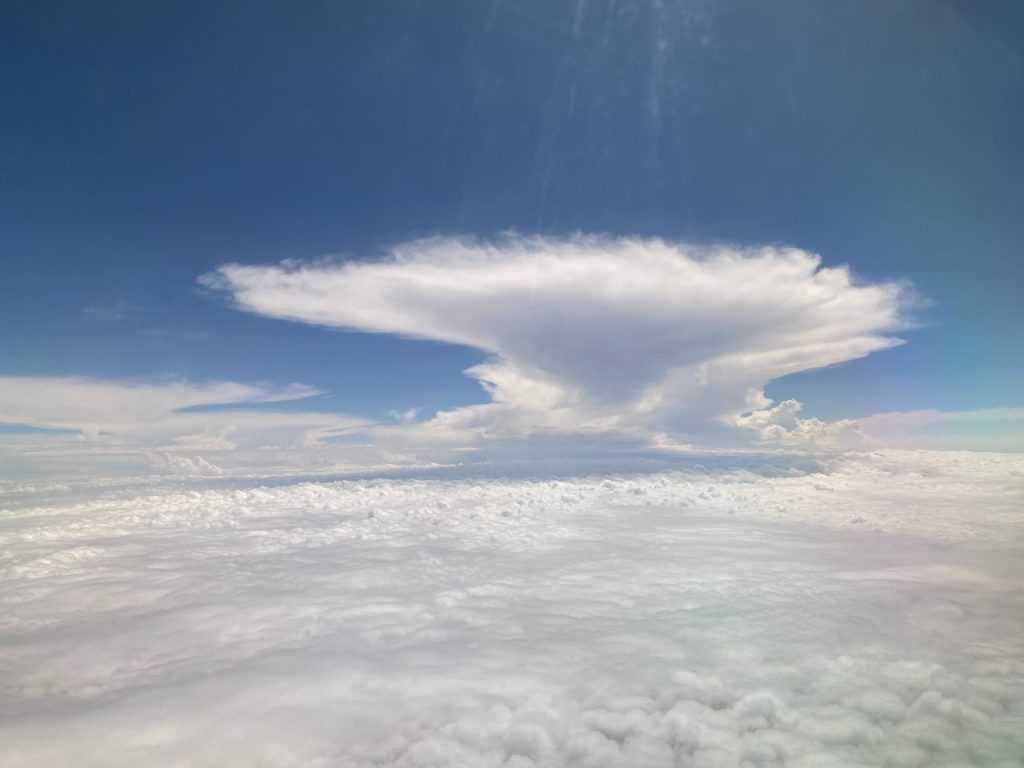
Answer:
2, 451, 1023, 767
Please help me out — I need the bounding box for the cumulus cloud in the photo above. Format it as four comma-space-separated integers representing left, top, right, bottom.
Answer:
148, 452, 226, 476
735, 399, 867, 449
203, 235, 913, 448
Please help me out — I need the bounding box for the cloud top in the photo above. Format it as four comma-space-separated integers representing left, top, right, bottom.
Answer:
3, 451, 1023, 766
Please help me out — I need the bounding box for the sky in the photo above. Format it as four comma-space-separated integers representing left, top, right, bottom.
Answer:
2, 0, 1023, 476
4, 7, 1024, 763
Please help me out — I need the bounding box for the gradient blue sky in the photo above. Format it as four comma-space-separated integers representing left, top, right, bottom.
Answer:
2, 1, 1022, 432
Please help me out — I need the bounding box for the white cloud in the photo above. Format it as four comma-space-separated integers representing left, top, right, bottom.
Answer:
735, 399, 867, 449
0, 376, 373, 478
0, 376, 320, 435
2, 450, 1023, 766
148, 452, 225, 476
203, 235, 914, 448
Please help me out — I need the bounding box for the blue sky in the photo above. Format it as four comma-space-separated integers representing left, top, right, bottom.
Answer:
2, 1, 1023, 472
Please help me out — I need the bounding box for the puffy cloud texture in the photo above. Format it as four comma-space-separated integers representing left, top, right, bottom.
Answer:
203, 236, 913, 445
735, 399, 866, 449
2, 450, 1023, 766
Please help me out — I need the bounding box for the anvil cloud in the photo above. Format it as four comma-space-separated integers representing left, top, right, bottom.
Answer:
204, 236, 912, 447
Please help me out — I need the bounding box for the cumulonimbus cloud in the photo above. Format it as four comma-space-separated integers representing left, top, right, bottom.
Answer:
203, 235, 915, 447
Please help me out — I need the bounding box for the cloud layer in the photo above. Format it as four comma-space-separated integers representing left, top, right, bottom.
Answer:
3, 450, 1023, 766
0, 376, 371, 478
204, 236, 913, 447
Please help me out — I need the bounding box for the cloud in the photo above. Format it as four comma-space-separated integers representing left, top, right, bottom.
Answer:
2, 450, 1023, 766
203, 235, 913, 449
0, 376, 320, 435
0, 376, 373, 478
735, 399, 867, 449
149, 452, 225, 476
388, 407, 420, 424
82, 301, 134, 321
7, 236, 1016, 475
856, 407, 1024, 452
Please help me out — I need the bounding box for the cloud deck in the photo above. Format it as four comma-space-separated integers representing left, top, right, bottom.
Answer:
2, 450, 1022, 766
